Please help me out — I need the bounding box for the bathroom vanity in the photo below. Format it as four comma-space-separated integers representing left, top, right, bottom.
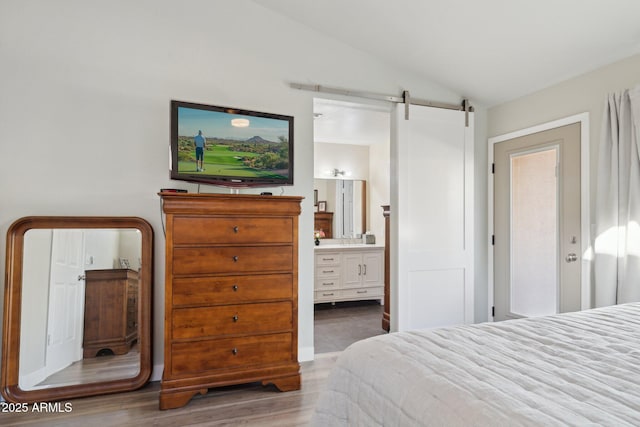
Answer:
314, 244, 384, 304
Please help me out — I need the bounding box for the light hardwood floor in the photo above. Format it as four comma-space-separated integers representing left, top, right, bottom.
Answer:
35, 348, 140, 388
1, 352, 339, 427
3, 303, 384, 426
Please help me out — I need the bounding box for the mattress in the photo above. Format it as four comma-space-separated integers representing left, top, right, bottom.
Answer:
311, 303, 640, 426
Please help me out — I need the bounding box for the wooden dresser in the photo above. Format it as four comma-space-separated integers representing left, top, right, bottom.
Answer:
83, 269, 139, 358
314, 211, 333, 238
159, 192, 302, 410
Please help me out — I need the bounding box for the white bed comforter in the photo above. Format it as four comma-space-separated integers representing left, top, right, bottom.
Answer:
311, 303, 640, 426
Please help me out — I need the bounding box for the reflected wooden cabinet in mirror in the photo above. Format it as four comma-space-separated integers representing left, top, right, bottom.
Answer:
1, 216, 153, 403
83, 269, 139, 358
159, 193, 302, 410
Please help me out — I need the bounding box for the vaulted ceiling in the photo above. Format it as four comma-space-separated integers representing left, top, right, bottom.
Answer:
254, 0, 640, 107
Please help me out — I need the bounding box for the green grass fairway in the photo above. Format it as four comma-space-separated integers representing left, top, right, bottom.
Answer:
177, 145, 287, 178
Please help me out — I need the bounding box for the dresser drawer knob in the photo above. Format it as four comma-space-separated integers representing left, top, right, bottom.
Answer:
232, 315, 239, 322
232, 348, 238, 355
232, 284, 239, 291
233, 256, 239, 262
233, 226, 239, 233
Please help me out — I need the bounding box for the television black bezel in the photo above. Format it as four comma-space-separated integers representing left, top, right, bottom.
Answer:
170, 100, 294, 188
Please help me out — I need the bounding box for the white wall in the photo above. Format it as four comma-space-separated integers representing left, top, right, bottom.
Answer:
19, 230, 52, 379
369, 138, 391, 242
118, 230, 143, 271
314, 142, 370, 180
84, 230, 120, 270
488, 53, 640, 306
0, 0, 479, 375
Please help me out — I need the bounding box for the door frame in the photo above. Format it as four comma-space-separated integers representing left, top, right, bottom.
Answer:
487, 113, 590, 320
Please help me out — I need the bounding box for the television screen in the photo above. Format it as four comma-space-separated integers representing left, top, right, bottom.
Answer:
170, 100, 294, 187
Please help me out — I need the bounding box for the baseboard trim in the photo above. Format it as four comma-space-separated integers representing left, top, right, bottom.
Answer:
298, 346, 314, 362
151, 363, 163, 382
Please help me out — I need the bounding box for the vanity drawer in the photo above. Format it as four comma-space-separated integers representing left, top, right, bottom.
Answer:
171, 333, 293, 376
172, 302, 292, 339
172, 274, 293, 306
315, 252, 340, 266
314, 278, 339, 291
172, 246, 293, 275
315, 265, 340, 279
341, 286, 383, 300
172, 217, 293, 244
315, 290, 340, 301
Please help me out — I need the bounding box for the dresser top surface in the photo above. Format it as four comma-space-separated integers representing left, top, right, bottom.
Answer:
159, 192, 303, 216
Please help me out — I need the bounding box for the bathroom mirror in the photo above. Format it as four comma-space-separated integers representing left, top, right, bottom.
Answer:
314, 179, 366, 237
1, 216, 153, 403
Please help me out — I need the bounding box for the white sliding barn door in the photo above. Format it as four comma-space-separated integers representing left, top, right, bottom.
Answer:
391, 104, 474, 331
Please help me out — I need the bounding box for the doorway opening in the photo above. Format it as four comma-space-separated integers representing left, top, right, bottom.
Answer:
312, 97, 391, 354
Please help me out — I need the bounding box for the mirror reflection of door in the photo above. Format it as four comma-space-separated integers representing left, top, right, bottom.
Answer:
19, 228, 142, 390
339, 179, 354, 237
45, 229, 86, 381
335, 179, 366, 237
314, 178, 368, 238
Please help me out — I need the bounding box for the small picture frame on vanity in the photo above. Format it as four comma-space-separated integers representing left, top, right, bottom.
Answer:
318, 201, 327, 212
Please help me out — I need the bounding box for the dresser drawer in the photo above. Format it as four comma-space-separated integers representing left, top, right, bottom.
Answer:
171, 333, 293, 375
315, 252, 340, 266
172, 302, 292, 339
173, 246, 293, 275
172, 217, 293, 244
172, 273, 293, 306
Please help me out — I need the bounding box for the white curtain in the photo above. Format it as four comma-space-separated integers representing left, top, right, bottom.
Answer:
594, 86, 640, 306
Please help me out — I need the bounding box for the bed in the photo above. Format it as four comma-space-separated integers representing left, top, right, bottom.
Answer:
311, 302, 640, 426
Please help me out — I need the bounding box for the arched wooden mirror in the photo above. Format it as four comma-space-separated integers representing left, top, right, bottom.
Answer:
1, 216, 153, 402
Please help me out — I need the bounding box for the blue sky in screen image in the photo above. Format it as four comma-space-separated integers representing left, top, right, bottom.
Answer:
178, 107, 289, 142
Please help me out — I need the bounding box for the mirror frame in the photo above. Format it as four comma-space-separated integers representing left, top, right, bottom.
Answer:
1, 216, 153, 403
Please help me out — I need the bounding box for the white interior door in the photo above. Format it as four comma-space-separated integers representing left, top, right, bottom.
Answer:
46, 229, 86, 376
391, 104, 474, 331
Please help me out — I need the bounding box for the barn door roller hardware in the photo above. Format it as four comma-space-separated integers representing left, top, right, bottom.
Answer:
290, 82, 473, 126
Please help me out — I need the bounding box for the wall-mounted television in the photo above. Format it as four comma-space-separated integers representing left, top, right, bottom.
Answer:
170, 100, 294, 188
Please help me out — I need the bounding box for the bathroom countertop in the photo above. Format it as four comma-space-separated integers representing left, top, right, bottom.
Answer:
314, 243, 384, 250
